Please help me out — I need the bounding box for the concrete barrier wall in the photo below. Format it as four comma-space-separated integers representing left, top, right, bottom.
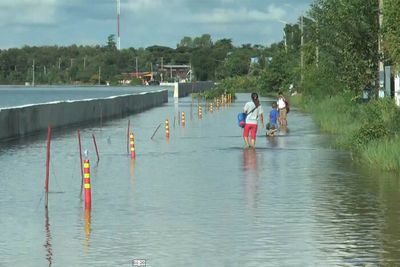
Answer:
176, 81, 215, 97
0, 90, 168, 140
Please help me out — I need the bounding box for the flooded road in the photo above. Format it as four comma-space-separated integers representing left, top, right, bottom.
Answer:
1, 93, 400, 266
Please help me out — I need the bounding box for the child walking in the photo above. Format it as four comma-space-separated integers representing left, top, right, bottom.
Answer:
267, 102, 279, 136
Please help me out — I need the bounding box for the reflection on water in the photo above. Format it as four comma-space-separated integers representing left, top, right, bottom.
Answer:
84, 207, 91, 252
1, 94, 400, 266
130, 159, 136, 189
44, 207, 53, 267
242, 148, 260, 211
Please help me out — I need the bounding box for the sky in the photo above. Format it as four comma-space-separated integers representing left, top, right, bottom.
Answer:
0, 0, 313, 49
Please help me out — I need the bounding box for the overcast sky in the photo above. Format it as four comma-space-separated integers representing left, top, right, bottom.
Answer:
0, 0, 312, 49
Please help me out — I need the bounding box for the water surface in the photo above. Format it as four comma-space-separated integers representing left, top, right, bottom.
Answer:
1, 93, 400, 266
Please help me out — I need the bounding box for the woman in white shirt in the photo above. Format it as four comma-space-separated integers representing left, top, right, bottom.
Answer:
243, 93, 264, 148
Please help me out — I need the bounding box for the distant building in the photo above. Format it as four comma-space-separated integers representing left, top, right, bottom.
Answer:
250, 57, 259, 65
124, 71, 154, 85
123, 64, 191, 84
159, 64, 191, 82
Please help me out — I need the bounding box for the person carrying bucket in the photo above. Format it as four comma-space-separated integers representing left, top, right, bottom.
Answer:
243, 92, 264, 148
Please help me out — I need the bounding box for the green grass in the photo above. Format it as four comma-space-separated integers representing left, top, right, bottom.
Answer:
297, 93, 400, 172
360, 136, 400, 171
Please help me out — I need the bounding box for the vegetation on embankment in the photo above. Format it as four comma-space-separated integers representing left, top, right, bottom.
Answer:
291, 93, 400, 171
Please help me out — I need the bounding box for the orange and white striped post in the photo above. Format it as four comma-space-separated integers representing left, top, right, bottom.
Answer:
198, 106, 202, 119
129, 132, 135, 159
181, 112, 185, 127
83, 159, 91, 209
165, 119, 170, 138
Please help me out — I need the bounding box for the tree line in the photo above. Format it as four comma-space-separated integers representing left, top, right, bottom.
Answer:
0, 33, 269, 86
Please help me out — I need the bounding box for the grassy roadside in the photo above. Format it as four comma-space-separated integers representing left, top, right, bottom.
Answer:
290, 93, 400, 171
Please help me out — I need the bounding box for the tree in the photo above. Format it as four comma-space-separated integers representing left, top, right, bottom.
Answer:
191, 47, 214, 81
193, 34, 213, 48
382, 0, 400, 70
178, 36, 193, 48
224, 49, 251, 77
106, 34, 117, 51
306, 0, 379, 95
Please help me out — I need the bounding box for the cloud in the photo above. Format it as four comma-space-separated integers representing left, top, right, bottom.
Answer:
0, 0, 313, 49
124, 0, 165, 12
186, 4, 286, 24
0, 0, 58, 26
0, 0, 56, 7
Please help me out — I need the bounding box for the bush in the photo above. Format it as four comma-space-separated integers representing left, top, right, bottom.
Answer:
217, 76, 259, 93
352, 122, 390, 148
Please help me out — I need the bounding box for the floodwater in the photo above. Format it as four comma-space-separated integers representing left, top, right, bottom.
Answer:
0, 85, 165, 108
1, 93, 400, 266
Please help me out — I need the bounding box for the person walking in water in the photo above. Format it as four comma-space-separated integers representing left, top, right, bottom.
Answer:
277, 91, 288, 127
243, 92, 264, 148
267, 102, 279, 136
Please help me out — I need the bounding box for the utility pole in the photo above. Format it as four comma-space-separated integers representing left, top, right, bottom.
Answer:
311, 17, 319, 68
316, 24, 319, 68
284, 30, 287, 53
84, 56, 86, 70
116, 0, 121, 50
58, 57, 61, 71
150, 62, 153, 80
161, 57, 164, 82
32, 59, 35, 86
278, 20, 289, 53
378, 0, 384, 97
135, 57, 138, 78
98, 67, 101, 85
300, 15, 304, 84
